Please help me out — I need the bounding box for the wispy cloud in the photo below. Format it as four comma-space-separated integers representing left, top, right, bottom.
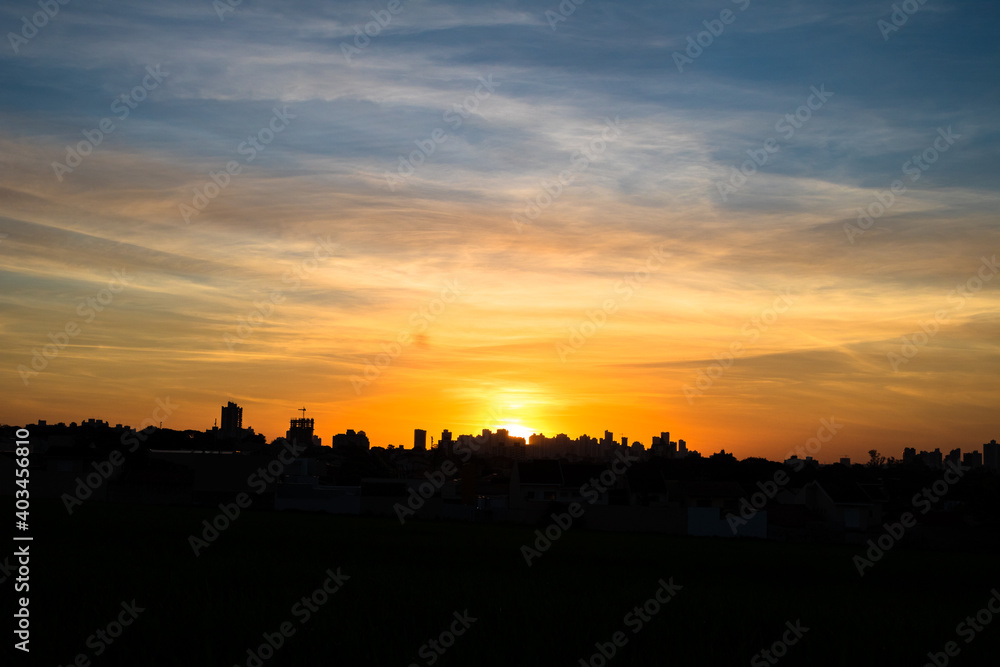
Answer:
1, 0, 998, 459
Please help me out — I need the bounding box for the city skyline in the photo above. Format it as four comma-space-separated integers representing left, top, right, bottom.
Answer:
8, 399, 998, 467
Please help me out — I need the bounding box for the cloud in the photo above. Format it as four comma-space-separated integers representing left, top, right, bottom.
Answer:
0, 0, 998, 458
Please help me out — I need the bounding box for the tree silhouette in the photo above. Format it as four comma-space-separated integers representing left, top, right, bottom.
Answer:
867, 449, 886, 468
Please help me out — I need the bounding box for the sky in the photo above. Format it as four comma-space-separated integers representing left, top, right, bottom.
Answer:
1, 0, 998, 462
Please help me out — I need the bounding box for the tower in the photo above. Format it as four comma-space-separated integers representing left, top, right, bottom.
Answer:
984, 440, 999, 471
221, 401, 243, 434
287, 408, 314, 446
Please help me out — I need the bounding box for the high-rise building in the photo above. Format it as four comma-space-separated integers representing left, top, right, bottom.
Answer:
221, 401, 243, 434
414, 429, 427, 451
512, 439, 525, 460
439, 429, 453, 456
946, 448, 962, 467
918, 448, 943, 468
287, 418, 314, 446
984, 440, 999, 471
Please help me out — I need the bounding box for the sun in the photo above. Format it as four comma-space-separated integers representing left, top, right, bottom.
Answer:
499, 423, 535, 440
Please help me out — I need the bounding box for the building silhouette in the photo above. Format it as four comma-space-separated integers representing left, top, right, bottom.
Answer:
439, 429, 453, 456
288, 416, 316, 447
963, 450, 982, 467
220, 401, 242, 434
985, 439, 999, 471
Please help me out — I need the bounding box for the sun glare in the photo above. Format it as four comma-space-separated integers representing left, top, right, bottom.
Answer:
499, 423, 535, 440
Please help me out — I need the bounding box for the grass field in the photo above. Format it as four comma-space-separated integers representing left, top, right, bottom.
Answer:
15, 498, 1000, 666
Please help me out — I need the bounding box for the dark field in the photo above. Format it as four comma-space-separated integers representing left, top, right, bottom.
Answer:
15, 498, 1000, 666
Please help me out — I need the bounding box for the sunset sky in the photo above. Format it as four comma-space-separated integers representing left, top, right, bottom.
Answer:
2, 0, 998, 461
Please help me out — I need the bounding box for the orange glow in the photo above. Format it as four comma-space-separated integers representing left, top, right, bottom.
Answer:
498, 424, 535, 440
1, 46, 997, 465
